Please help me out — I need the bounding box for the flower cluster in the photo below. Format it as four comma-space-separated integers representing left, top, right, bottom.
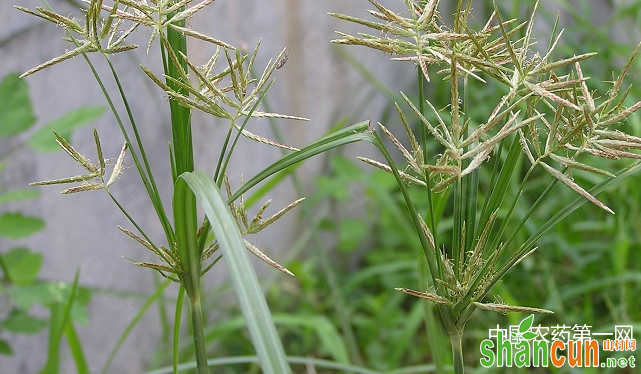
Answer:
333, 0, 641, 213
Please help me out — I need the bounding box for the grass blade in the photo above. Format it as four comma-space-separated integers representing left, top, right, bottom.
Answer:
40, 270, 81, 374
229, 122, 371, 202
179, 170, 292, 374
64, 321, 90, 374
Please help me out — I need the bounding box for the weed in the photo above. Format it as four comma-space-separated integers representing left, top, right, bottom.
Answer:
16, 1, 370, 373
331, 0, 641, 372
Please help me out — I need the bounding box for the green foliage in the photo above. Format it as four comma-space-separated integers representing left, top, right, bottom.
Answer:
15, 1, 373, 373
0, 213, 45, 239
0, 73, 36, 137
4, 1, 641, 373
328, 1, 641, 373
250, 156, 435, 372
1, 247, 43, 285
27, 106, 107, 152
0, 71, 99, 366
0, 189, 40, 204
2, 309, 48, 334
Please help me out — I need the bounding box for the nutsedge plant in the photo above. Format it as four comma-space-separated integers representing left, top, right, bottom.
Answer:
17, 0, 371, 373
331, 0, 641, 372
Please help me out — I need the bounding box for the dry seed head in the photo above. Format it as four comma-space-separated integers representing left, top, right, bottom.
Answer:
379, 123, 421, 174
244, 240, 294, 276
257, 198, 305, 232
118, 225, 155, 252
474, 302, 554, 315
31, 173, 99, 186
201, 242, 220, 261
548, 153, 615, 178
358, 157, 427, 187
540, 162, 614, 214
248, 199, 272, 231
524, 81, 581, 111
130, 261, 176, 274
395, 287, 452, 306
61, 182, 104, 194
417, 213, 436, 251
422, 164, 459, 175
53, 131, 100, 174
106, 142, 128, 187
436, 277, 464, 298
235, 126, 300, 152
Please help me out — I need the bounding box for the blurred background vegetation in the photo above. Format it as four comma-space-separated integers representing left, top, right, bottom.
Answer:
1, 0, 640, 373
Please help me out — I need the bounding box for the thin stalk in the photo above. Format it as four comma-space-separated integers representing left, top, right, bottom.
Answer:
449, 331, 464, 374
163, 27, 193, 177
417, 68, 440, 253
485, 164, 538, 259
173, 183, 205, 373
417, 58, 447, 374
104, 57, 174, 240
213, 118, 237, 184
77, 48, 175, 244
452, 179, 464, 277
189, 296, 209, 374
216, 82, 275, 186
462, 78, 478, 254
368, 133, 456, 336
105, 190, 162, 256
162, 4, 203, 374
501, 169, 561, 252
451, 47, 463, 278
173, 287, 185, 374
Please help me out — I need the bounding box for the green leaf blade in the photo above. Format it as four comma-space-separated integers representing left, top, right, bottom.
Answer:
2, 247, 43, 285
0, 212, 45, 239
179, 170, 292, 374
2, 309, 47, 334
0, 189, 40, 204
27, 106, 106, 153
0, 73, 36, 138
0, 339, 12, 355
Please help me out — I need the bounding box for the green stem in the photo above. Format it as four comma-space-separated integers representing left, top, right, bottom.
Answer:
163, 33, 193, 177
162, 4, 203, 373
78, 48, 175, 245
417, 66, 447, 374
462, 78, 478, 255
173, 287, 185, 374
189, 296, 209, 374
417, 67, 439, 252
449, 331, 465, 374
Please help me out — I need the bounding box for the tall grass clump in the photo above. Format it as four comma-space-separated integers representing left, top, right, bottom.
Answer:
331, 0, 641, 372
16, 1, 372, 373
